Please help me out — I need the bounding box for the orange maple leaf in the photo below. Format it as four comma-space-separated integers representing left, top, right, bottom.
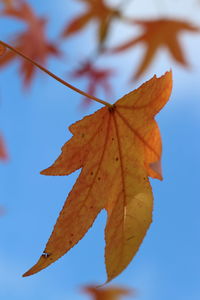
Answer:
62, 0, 121, 46
0, 134, 8, 160
0, 1, 60, 86
23, 71, 172, 282
109, 19, 200, 80
83, 285, 134, 300
72, 61, 114, 107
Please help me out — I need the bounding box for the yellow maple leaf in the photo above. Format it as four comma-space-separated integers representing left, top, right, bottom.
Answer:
23, 71, 172, 282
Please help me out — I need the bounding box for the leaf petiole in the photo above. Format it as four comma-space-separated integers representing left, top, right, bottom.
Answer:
0, 40, 112, 108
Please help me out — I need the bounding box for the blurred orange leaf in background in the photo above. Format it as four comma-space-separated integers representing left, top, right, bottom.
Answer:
62, 0, 121, 46
0, 1, 60, 86
110, 19, 200, 80
83, 285, 134, 300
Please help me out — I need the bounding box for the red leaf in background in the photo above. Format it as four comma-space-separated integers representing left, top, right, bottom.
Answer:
83, 285, 134, 300
109, 18, 200, 80
72, 61, 114, 108
0, 1, 60, 86
0, 134, 8, 161
62, 0, 121, 45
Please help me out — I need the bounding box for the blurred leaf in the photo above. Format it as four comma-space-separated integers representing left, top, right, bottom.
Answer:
0, 134, 8, 161
62, 0, 121, 46
72, 61, 114, 108
110, 18, 200, 80
83, 285, 134, 300
0, 1, 60, 86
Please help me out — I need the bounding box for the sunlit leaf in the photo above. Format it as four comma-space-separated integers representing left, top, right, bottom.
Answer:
23, 71, 172, 282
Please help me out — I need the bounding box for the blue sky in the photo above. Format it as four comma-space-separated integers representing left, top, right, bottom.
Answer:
0, 1, 200, 300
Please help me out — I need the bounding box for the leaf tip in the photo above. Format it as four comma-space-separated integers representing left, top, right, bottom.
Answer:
22, 263, 41, 277
40, 168, 48, 175
22, 252, 54, 277
40, 166, 56, 176
164, 69, 173, 83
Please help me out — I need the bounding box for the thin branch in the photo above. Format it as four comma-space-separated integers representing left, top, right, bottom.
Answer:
0, 40, 112, 108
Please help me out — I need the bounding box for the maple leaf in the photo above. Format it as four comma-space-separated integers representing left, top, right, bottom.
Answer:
72, 61, 114, 107
0, 1, 60, 86
0, 134, 8, 161
62, 0, 121, 46
109, 18, 200, 80
83, 285, 134, 300
23, 71, 172, 282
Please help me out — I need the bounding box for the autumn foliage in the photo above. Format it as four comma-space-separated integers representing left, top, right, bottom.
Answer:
62, 0, 121, 47
0, 1, 59, 86
0, 0, 199, 293
23, 71, 172, 282
109, 19, 199, 80
72, 61, 114, 107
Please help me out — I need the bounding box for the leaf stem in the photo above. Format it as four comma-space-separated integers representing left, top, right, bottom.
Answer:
0, 40, 112, 108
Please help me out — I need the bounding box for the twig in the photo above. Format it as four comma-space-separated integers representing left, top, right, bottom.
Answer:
0, 40, 112, 108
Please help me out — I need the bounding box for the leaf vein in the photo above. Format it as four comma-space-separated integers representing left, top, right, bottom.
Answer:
115, 109, 159, 160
